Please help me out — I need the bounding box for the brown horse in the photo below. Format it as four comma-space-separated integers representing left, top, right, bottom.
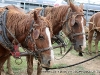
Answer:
88, 12, 100, 54
0, 5, 54, 75
26, 2, 86, 75
29, 2, 86, 54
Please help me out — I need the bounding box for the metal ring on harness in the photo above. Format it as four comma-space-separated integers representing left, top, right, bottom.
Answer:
15, 57, 23, 65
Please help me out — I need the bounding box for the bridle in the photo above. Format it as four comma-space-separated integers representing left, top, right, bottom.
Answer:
62, 7, 85, 41
24, 21, 53, 59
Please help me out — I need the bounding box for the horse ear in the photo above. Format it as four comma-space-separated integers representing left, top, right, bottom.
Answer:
33, 11, 39, 23
79, 3, 83, 10
71, 15, 75, 26
33, 29, 40, 39
69, 1, 76, 11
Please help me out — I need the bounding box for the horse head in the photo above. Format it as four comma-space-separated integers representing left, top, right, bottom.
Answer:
62, 2, 86, 53
25, 11, 54, 68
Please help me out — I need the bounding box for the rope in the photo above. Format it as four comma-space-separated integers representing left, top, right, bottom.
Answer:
43, 53, 100, 70
54, 45, 72, 60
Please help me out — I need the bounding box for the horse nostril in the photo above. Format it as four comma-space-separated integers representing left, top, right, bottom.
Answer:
79, 45, 82, 48
48, 60, 51, 65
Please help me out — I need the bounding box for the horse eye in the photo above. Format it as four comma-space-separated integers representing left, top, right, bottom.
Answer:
38, 35, 44, 40
73, 22, 78, 27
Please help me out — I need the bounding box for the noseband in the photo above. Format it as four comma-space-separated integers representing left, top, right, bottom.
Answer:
24, 21, 52, 59
62, 8, 85, 40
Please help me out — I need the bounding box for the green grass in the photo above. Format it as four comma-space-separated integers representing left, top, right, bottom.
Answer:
52, 63, 67, 68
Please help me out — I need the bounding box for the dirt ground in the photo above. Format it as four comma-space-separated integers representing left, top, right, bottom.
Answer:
2, 52, 100, 75
20, 52, 100, 75
39, 52, 100, 75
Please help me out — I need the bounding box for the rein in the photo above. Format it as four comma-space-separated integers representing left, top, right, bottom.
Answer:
54, 45, 73, 60
43, 53, 100, 70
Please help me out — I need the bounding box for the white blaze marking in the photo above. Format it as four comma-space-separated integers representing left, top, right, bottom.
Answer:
81, 17, 86, 50
46, 27, 54, 61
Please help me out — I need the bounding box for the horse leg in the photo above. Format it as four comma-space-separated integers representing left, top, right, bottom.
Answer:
88, 30, 94, 54
94, 31, 100, 54
27, 55, 33, 75
0, 55, 10, 75
37, 62, 42, 75
6, 56, 14, 75
1, 66, 5, 75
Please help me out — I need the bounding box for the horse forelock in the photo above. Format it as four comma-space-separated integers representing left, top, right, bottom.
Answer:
38, 16, 53, 36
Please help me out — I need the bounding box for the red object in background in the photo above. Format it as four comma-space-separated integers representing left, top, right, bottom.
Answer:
54, 4, 59, 7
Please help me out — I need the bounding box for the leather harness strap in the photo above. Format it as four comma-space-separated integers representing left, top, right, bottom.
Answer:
0, 9, 14, 51
0, 9, 20, 58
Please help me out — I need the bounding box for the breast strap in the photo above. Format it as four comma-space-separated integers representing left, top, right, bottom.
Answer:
0, 9, 14, 52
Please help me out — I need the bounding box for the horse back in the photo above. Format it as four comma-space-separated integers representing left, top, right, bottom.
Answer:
89, 12, 100, 31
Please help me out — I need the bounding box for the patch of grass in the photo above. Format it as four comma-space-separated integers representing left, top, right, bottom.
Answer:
52, 63, 67, 68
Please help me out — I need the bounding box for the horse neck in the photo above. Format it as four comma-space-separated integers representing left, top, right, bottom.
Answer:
6, 12, 33, 43
45, 6, 70, 35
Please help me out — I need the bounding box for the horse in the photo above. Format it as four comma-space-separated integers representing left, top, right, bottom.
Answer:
29, 2, 86, 55
88, 12, 100, 54
25, 2, 86, 75
0, 5, 54, 75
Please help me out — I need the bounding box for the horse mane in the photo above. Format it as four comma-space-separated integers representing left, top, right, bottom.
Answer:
45, 5, 70, 22
6, 9, 33, 37
45, 5, 71, 34
30, 5, 70, 25
5, 7, 53, 40
4, 5, 25, 13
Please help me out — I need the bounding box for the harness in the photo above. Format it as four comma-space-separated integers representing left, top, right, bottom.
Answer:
88, 15, 100, 32
62, 7, 85, 40
0, 9, 14, 52
23, 24, 53, 59
0, 9, 52, 60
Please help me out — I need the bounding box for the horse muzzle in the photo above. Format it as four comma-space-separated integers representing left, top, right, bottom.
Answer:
41, 54, 53, 68
73, 41, 83, 52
